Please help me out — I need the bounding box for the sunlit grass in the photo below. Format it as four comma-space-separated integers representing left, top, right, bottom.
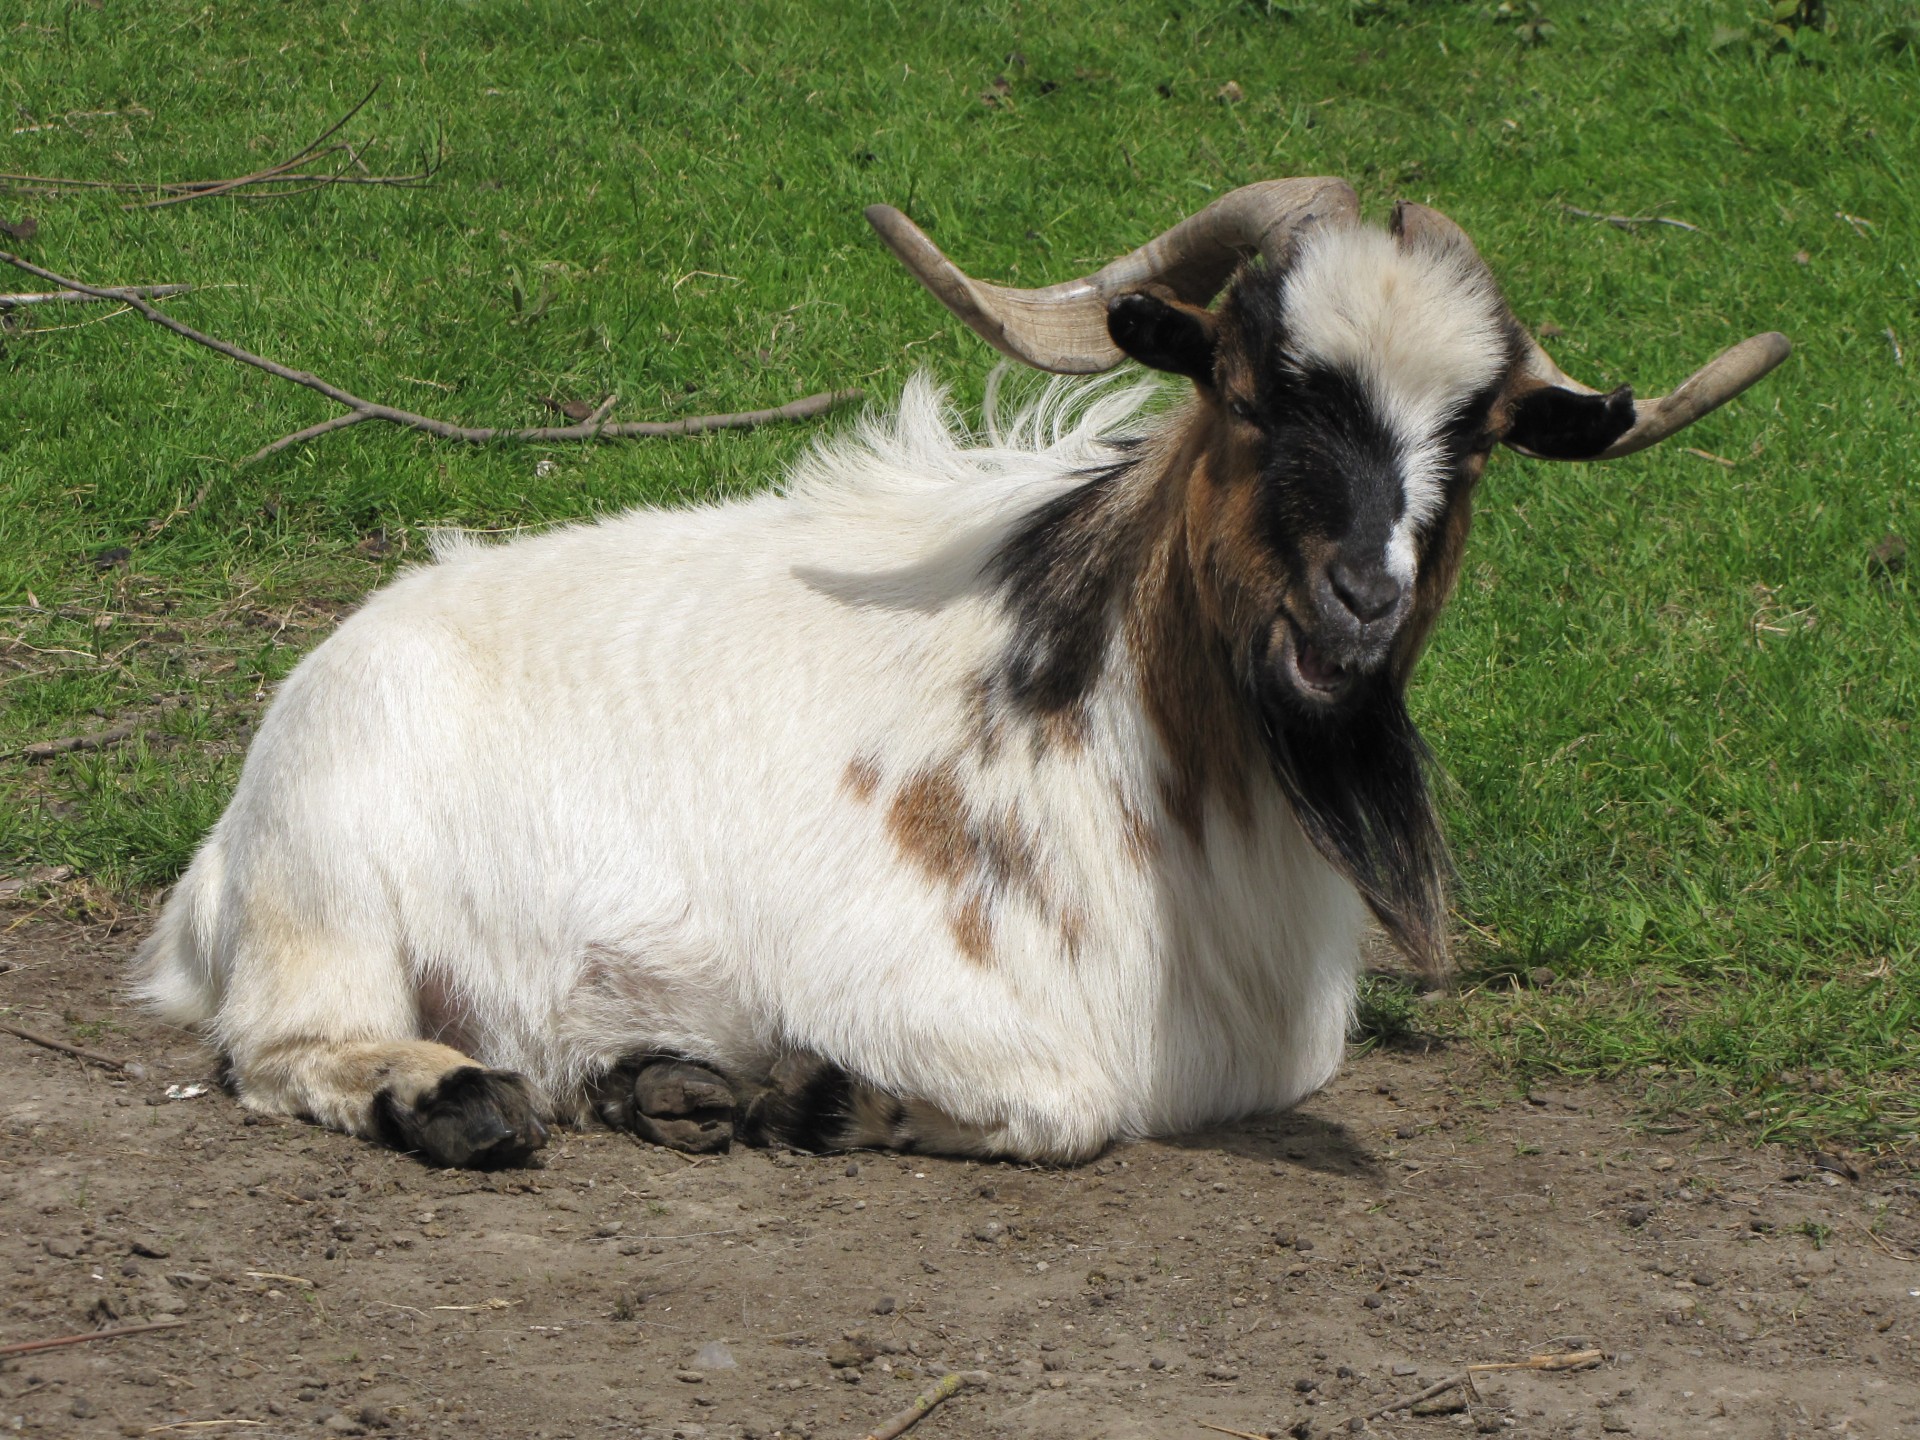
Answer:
3, 0, 1914, 1148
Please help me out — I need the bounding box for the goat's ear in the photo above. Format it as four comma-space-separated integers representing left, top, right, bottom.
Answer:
1107, 289, 1218, 387
1501, 382, 1637, 460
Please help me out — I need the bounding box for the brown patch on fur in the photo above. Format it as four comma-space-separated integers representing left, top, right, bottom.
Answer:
841, 754, 881, 804
1057, 904, 1087, 960
951, 893, 993, 963
1119, 797, 1159, 866
885, 761, 1060, 967
887, 764, 974, 887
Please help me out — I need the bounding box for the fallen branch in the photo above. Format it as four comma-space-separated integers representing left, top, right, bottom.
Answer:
1196, 1424, 1267, 1440
1562, 204, 1701, 234
1352, 1372, 1478, 1424
0, 1318, 185, 1358
1347, 1350, 1603, 1427
859, 1371, 988, 1440
0, 283, 193, 309
20, 696, 186, 761
21, 718, 143, 760
0, 249, 862, 465
0, 1021, 146, 1078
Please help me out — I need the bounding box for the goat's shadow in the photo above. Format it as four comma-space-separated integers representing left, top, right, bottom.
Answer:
1153, 1108, 1384, 1185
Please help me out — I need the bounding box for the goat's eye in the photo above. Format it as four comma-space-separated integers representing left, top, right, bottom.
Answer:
1229, 399, 1258, 423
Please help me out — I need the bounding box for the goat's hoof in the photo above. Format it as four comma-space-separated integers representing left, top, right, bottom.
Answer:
373, 1066, 549, 1169
622, 1059, 736, 1154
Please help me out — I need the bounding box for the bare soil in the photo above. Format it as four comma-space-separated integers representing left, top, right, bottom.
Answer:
3, 916, 1917, 1440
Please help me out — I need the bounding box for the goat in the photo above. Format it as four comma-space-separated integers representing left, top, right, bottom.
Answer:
132, 179, 1787, 1168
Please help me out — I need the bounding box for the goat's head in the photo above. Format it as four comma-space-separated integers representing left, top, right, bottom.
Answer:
871, 180, 1786, 717
868, 182, 1788, 969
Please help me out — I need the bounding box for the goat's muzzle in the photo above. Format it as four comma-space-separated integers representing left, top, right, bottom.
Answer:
1269, 562, 1410, 710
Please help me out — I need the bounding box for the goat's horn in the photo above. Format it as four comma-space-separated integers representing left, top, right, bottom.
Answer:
867, 178, 1360, 374
1393, 200, 1791, 461
1512, 328, 1792, 460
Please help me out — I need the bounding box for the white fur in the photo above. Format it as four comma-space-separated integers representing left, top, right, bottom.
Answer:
1281, 226, 1509, 584
133, 375, 1367, 1162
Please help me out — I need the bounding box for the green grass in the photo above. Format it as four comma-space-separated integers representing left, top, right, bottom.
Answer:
3, 0, 1915, 1150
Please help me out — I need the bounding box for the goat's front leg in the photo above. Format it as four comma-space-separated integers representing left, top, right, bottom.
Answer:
238, 1037, 549, 1169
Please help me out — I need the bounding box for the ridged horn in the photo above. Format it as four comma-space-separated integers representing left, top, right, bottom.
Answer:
1392, 200, 1791, 461
866, 177, 1361, 374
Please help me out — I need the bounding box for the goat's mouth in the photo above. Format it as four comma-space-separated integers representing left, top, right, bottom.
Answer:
1274, 616, 1360, 708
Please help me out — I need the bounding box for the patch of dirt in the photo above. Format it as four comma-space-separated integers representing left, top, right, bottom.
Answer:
2, 916, 1916, 1439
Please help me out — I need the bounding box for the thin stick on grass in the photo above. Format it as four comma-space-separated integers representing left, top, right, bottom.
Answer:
0, 84, 433, 208
0, 283, 194, 308
0, 1021, 143, 1075
0, 249, 861, 466
1561, 204, 1701, 233
0, 1318, 186, 1358
859, 1371, 989, 1440
19, 696, 187, 761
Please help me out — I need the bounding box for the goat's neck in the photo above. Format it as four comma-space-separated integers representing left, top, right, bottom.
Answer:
1116, 411, 1263, 845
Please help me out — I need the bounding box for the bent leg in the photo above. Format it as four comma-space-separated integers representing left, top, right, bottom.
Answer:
215, 906, 547, 1169
240, 1037, 548, 1169
738, 1055, 1109, 1165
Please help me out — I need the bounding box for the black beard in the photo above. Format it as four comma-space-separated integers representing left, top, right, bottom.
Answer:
1256, 669, 1451, 976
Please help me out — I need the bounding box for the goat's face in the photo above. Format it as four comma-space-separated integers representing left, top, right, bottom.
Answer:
1107, 222, 1631, 718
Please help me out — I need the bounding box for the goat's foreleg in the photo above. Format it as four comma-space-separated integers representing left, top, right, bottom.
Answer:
215, 911, 548, 1169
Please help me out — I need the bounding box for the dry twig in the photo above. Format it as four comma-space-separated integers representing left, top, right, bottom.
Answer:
0, 283, 193, 309
0, 1021, 143, 1076
1196, 1424, 1268, 1440
1562, 204, 1701, 233
0, 249, 861, 465
19, 695, 186, 761
0, 1318, 186, 1358
859, 1371, 988, 1440
1347, 1350, 1603, 1427
1852, 1218, 1917, 1263
0, 83, 435, 209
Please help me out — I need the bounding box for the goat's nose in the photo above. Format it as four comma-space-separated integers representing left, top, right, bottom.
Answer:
1328, 560, 1403, 624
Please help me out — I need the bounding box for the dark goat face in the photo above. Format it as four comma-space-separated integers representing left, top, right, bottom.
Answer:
1111, 226, 1535, 715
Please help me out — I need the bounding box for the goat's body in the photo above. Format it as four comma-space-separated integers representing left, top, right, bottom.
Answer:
136, 379, 1365, 1162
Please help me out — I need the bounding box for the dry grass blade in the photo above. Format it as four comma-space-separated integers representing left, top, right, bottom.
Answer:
0, 248, 860, 464
1, 83, 436, 207
1562, 204, 1701, 233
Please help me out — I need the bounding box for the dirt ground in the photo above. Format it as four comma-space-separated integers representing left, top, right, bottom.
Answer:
2, 916, 1917, 1440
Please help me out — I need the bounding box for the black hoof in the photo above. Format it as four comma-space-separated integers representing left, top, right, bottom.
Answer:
598, 1058, 736, 1154
373, 1067, 549, 1169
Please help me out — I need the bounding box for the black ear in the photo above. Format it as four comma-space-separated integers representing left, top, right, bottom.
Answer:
1502, 383, 1637, 460
1107, 290, 1217, 386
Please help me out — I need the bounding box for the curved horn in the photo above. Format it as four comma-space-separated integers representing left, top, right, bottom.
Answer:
1392, 200, 1791, 461
866, 177, 1360, 374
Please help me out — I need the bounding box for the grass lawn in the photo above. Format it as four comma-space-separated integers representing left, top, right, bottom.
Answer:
3, 0, 1914, 1150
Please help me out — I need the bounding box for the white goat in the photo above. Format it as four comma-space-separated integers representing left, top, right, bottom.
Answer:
134, 180, 1786, 1167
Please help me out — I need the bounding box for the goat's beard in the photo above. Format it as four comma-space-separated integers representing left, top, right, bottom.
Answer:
1256, 669, 1451, 977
